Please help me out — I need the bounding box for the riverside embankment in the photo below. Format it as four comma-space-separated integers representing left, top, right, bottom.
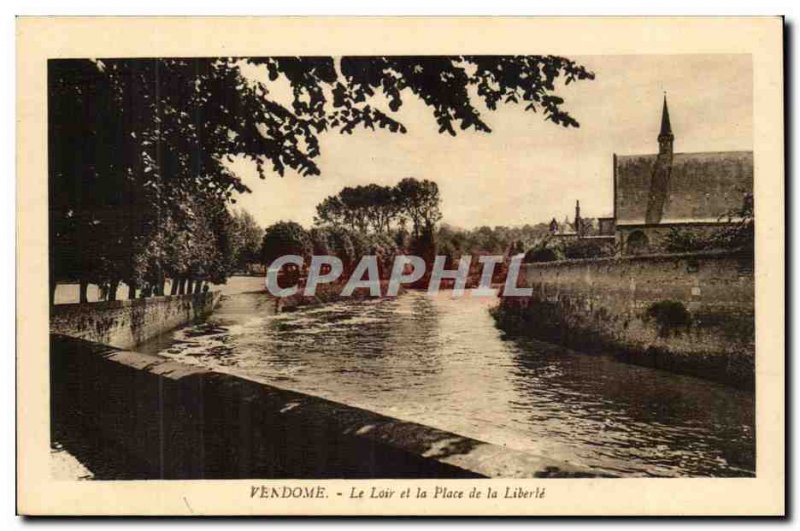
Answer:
50, 291, 221, 349
50, 333, 603, 479
49, 279, 606, 478
494, 250, 755, 388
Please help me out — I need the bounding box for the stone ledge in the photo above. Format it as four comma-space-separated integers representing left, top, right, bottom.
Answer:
50, 291, 220, 311
50, 334, 612, 479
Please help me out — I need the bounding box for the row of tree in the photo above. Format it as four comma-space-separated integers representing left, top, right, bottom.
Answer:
314, 178, 442, 238
436, 223, 554, 259
49, 59, 258, 303
261, 221, 403, 279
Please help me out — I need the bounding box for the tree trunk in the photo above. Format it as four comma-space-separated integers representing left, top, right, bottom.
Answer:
178, 277, 186, 295
155, 277, 165, 297
79, 280, 89, 304
128, 282, 137, 300
108, 280, 119, 302
194, 280, 204, 294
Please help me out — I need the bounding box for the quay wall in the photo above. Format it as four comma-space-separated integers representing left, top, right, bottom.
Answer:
50, 292, 221, 349
50, 334, 608, 479
498, 251, 755, 388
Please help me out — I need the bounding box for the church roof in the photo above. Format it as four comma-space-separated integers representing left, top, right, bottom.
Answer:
614, 150, 753, 225
659, 96, 673, 138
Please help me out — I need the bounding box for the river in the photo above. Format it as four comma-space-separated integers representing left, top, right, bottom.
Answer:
139, 288, 755, 478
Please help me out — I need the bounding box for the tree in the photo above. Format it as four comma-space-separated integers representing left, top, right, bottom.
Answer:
363, 184, 401, 233
410, 222, 437, 268
363, 232, 401, 278
230, 210, 263, 272
325, 226, 357, 272
308, 227, 333, 256
524, 238, 562, 263
337, 186, 372, 232
49, 59, 248, 300
314, 196, 347, 228
159, 190, 234, 295
435, 223, 553, 258
395, 178, 442, 238
261, 221, 312, 265
315, 183, 403, 235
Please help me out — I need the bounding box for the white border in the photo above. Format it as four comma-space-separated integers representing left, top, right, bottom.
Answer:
5, 2, 796, 528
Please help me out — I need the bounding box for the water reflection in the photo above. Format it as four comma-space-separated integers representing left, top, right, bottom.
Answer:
139, 290, 754, 477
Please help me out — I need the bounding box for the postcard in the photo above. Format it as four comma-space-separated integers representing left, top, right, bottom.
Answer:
16, 16, 784, 516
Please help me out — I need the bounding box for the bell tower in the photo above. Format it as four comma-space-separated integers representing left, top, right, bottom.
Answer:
645, 94, 675, 224
658, 94, 674, 156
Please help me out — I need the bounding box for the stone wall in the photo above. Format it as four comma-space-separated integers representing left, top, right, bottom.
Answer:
498, 251, 754, 388
616, 224, 729, 255
50, 292, 221, 349
50, 334, 608, 479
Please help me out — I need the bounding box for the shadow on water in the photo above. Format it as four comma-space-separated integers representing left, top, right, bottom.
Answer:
501, 335, 755, 477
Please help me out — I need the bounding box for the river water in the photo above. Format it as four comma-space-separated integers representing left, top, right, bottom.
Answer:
139, 289, 755, 478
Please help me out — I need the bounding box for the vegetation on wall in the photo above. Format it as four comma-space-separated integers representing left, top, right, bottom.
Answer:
645, 300, 692, 338
523, 235, 617, 263
661, 195, 754, 254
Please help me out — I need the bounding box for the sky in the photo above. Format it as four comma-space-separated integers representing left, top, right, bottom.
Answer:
228, 54, 753, 229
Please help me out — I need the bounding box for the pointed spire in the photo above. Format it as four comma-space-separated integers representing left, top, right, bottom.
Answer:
659, 93, 673, 138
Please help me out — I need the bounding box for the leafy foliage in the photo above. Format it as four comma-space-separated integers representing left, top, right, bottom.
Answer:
661, 195, 754, 254
261, 221, 312, 264
524, 246, 561, 263
522, 234, 616, 263
561, 238, 616, 260
230, 210, 264, 272
288, 224, 401, 279
315, 177, 442, 239
395, 178, 442, 237
251, 56, 593, 144
435, 223, 552, 261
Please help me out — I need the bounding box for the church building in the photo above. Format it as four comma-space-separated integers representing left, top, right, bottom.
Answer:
613, 96, 753, 254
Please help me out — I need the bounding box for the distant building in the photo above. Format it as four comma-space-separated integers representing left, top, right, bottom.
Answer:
613, 95, 753, 254
549, 200, 615, 243
597, 217, 615, 236
548, 201, 581, 240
